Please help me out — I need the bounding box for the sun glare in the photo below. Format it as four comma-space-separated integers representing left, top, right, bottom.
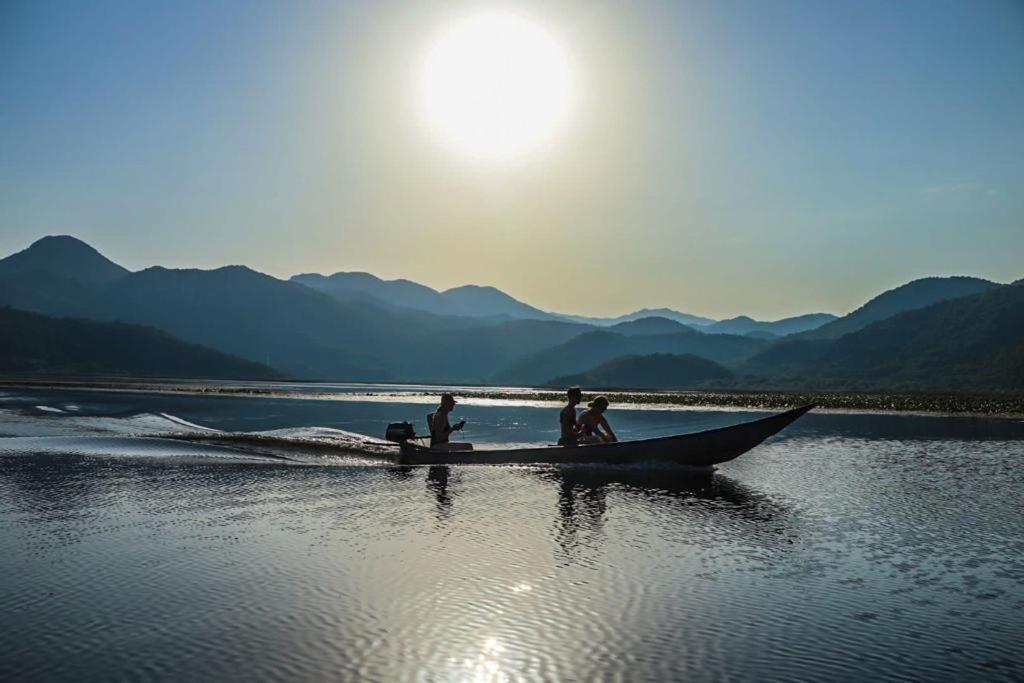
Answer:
417, 10, 575, 162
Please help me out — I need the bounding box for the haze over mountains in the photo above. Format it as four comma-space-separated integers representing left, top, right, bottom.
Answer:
1, 235, 1020, 391
292, 269, 834, 333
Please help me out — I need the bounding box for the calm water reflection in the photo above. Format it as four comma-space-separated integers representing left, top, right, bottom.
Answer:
1, 387, 1023, 681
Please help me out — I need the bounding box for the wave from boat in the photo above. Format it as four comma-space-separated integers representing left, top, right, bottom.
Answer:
0, 408, 398, 464
164, 426, 399, 463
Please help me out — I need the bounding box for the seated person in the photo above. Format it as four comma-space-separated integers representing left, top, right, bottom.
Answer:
577, 396, 617, 443
427, 393, 469, 450
557, 386, 583, 446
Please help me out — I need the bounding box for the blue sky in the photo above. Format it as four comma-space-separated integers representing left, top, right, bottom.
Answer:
2, 0, 1021, 318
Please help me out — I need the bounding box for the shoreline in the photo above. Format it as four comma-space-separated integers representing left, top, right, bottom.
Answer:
2, 378, 1022, 418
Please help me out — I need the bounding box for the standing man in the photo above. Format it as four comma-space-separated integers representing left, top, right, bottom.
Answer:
558, 387, 583, 446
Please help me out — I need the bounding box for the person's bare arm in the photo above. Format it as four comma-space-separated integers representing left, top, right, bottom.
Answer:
599, 415, 617, 442
576, 414, 590, 435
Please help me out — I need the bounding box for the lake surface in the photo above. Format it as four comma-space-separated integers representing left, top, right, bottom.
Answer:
2, 385, 1023, 681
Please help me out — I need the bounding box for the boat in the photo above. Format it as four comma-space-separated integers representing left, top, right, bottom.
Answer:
393, 404, 815, 466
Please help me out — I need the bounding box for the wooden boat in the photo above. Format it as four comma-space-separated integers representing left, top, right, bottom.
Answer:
397, 404, 815, 466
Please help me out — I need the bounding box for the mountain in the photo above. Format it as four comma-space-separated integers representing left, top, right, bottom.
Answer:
3, 235, 1018, 390
291, 272, 450, 313
81, 265, 414, 380
291, 272, 553, 320
95, 267, 590, 381
0, 237, 594, 381
800, 276, 1000, 340
558, 307, 715, 328
0, 236, 132, 318
0, 251, 402, 380
0, 307, 278, 379
440, 284, 552, 319
294, 272, 720, 327
548, 353, 732, 389
707, 313, 836, 337
492, 328, 766, 385
0, 235, 129, 286
608, 316, 690, 336
740, 282, 1024, 391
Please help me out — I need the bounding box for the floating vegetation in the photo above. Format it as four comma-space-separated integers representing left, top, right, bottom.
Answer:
449, 389, 1024, 416
1, 379, 1021, 416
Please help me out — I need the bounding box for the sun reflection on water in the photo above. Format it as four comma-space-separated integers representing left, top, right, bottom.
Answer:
453, 637, 510, 683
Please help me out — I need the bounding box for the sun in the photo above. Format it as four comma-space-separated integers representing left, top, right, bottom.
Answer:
417, 10, 575, 162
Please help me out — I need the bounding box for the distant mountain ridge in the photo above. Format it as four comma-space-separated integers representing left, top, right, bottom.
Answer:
291, 272, 443, 312
0, 237, 594, 381
556, 307, 717, 328
291, 271, 728, 328
741, 283, 1024, 391
800, 276, 1000, 340
707, 313, 837, 337
1, 235, 1019, 391
291, 271, 554, 320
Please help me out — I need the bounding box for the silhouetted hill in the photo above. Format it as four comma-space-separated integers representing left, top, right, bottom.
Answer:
440, 284, 552, 319
291, 272, 450, 313
0, 307, 278, 379
0, 236, 131, 317
0, 236, 595, 381
292, 272, 553, 320
741, 283, 1024, 391
493, 328, 765, 385
558, 307, 715, 328
548, 353, 732, 389
707, 312, 836, 337
800, 276, 999, 340
3, 236, 1018, 390
0, 235, 128, 286
84, 265, 409, 380
608, 317, 689, 336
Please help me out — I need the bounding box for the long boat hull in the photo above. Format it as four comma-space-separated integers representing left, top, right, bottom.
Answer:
397, 404, 815, 466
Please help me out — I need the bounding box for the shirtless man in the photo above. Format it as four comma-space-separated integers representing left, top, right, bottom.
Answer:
577, 396, 617, 443
428, 393, 465, 448
557, 387, 583, 446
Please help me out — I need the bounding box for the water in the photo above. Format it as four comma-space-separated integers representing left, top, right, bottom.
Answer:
1, 386, 1023, 681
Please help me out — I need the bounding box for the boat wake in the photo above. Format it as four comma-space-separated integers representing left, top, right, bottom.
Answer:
0, 407, 399, 466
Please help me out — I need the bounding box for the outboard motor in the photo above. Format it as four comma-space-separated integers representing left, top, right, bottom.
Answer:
385, 421, 416, 443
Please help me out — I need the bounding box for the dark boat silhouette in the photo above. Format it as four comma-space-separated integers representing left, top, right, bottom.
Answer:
394, 404, 814, 466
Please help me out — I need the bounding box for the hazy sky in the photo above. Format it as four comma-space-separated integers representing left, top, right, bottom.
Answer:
2, 0, 1022, 319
